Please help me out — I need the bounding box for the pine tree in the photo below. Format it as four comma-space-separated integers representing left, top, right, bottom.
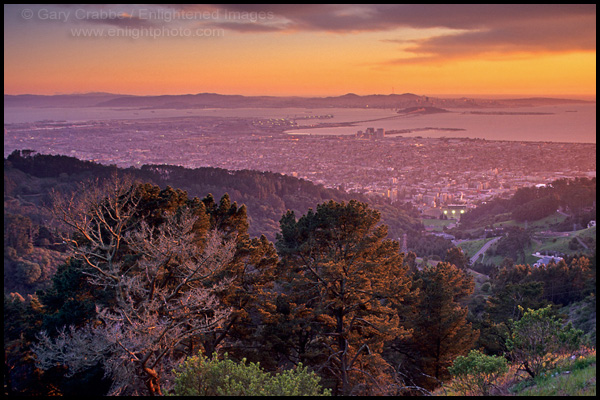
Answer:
273, 200, 412, 395
408, 262, 479, 387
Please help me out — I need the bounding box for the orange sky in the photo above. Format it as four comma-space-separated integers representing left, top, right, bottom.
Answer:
3, 4, 596, 98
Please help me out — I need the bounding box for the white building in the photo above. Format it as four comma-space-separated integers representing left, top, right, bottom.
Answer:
532, 254, 564, 268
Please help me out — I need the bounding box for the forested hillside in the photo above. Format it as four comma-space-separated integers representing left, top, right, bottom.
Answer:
5, 150, 421, 240
460, 177, 596, 229
4, 150, 596, 396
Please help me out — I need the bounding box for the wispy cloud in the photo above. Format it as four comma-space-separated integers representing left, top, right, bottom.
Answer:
384, 7, 595, 64
188, 4, 596, 61
64, 4, 596, 58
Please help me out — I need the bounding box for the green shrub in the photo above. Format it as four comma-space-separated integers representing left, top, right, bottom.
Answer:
448, 350, 509, 395
481, 281, 491, 293
15, 260, 42, 285
506, 306, 583, 378
170, 353, 331, 396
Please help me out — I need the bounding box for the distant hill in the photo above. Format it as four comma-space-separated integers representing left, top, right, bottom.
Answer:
4, 150, 422, 241
459, 178, 596, 229
4, 92, 593, 110
3, 93, 132, 108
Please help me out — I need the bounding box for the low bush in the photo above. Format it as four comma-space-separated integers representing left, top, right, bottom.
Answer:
170, 353, 331, 396
448, 350, 508, 395
506, 306, 583, 378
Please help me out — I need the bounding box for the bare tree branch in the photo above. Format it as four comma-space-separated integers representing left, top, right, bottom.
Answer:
35, 177, 235, 395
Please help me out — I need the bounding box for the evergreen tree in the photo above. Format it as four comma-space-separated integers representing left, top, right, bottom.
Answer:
445, 247, 468, 270
274, 200, 412, 395
531, 257, 594, 305
408, 262, 479, 387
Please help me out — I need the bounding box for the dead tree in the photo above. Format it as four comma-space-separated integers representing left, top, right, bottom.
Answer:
34, 175, 234, 395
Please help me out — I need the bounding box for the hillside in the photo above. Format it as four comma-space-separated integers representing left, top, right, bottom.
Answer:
459, 178, 596, 230
4, 151, 596, 397
514, 363, 596, 396
4, 92, 592, 110
434, 348, 596, 396
4, 150, 421, 241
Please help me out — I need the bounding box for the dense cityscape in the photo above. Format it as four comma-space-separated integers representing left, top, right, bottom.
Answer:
4, 115, 596, 217
4, 4, 596, 397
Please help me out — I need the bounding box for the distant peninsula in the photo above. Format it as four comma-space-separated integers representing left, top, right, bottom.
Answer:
396, 106, 450, 115
4, 92, 593, 110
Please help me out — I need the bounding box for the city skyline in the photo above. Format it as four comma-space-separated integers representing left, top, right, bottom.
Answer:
4, 4, 596, 98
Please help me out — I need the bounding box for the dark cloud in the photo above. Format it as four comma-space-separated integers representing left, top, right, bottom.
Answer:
388, 15, 596, 63
81, 4, 594, 59
206, 4, 596, 58
209, 4, 594, 32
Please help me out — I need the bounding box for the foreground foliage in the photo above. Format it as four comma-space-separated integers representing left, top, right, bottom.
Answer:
437, 347, 596, 396
171, 353, 331, 396
32, 177, 238, 395
3, 154, 595, 396
513, 350, 596, 396
506, 305, 584, 378
448, 350, 508, 395
274, 200, 412, 395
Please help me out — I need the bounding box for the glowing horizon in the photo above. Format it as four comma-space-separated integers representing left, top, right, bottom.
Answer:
4, 4, 596, 98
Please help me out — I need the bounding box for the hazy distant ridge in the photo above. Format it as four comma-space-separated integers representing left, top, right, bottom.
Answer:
4, 92, 592, 109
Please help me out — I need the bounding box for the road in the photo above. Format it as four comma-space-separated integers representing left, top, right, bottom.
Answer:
469, 236, 502, 265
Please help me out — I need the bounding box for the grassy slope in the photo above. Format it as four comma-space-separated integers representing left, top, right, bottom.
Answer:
456, 225, 595, 267
513, 354, 596, 396
435, 352, 596, 396
457, 237, 494, 259
516, 364, 596, 396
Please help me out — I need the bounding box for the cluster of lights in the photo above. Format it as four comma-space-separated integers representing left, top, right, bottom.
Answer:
443, 209, 465, 215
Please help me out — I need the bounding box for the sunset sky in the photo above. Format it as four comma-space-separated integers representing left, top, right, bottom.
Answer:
3, 4, 596, 98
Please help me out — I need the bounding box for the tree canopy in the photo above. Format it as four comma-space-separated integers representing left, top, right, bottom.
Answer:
274, 200, 412, 395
